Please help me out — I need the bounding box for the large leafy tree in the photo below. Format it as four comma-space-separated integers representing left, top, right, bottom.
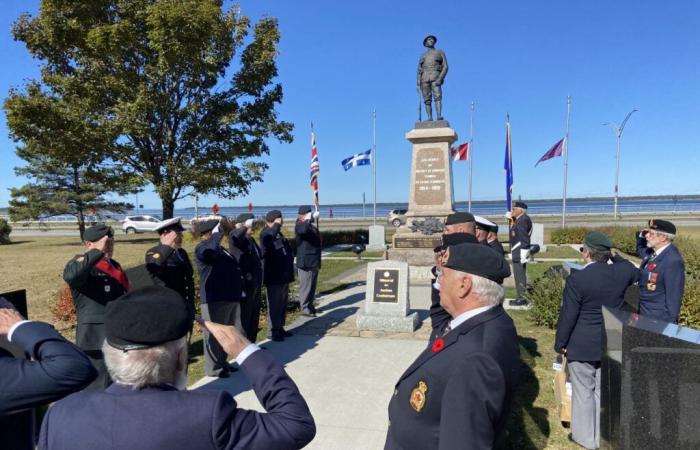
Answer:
6, 0, 292, 218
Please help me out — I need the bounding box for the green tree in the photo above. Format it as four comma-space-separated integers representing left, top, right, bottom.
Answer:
6, 0, 292, 219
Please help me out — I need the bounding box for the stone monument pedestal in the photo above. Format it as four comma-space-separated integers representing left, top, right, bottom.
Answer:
356, 260, 419, 332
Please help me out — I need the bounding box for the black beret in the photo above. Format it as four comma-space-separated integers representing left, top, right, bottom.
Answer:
514, 201, 528, 209
105, 286, 190, 350
584, 231, 613, 251
235, 213, 254, 223
84, 224, 113, 242
298, 205, 312, 215
649, 218, 676, 234
197, 219, 219, 234
442, 243, 512, 284
266, 210, 282, 221
445, 212, 475, 225
442, 232, 479, 247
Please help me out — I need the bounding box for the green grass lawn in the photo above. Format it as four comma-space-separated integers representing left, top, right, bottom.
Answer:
541, 245, 582, 259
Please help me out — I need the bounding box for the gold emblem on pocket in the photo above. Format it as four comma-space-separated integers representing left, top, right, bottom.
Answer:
409, 381, 428, 412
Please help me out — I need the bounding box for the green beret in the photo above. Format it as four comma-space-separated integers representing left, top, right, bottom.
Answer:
105, 286, 190, 350
584, 231, 612, 251
84, 224, 113, 242
442, 243, 511, 284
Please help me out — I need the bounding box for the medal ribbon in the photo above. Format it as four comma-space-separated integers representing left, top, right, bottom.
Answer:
95, 259, 130, 291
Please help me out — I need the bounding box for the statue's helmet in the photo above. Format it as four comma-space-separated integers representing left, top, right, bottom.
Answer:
423, 35, 437, 46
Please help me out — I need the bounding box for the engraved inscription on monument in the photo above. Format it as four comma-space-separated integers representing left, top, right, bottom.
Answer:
372, 269, 400, 303
414, 147, 446, 205
393, 235, 443, 249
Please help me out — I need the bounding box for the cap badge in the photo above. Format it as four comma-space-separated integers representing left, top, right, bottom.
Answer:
409, 381, 428, 412
440, 247, 450, 266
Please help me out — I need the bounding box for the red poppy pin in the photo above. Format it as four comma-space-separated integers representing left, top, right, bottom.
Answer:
432, 338, 445, 353
648, 263, 656, 270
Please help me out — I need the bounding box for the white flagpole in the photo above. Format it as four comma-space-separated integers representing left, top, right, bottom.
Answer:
372, 109, 377, 226
468, 101, 475, 212
562, 96, 571, 228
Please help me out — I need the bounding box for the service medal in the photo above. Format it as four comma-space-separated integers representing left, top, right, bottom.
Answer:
409, 381, 428, 412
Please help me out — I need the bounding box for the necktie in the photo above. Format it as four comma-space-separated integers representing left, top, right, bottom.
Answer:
442, 324, 452, 336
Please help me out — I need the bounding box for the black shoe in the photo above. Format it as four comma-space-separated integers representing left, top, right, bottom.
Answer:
509, 298, 529, 307
271, 335, 284, 342
283, 330, 293, 337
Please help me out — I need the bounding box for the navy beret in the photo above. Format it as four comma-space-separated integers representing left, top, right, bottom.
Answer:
298, 205, 312, 215
235, 213, 254, 223
84, 224, 113, 242
442, 232, 478, 248
649, 218, 676, 234
197, 219, 219, 234
266, 210, 282, 221
105, 286, 190, 350
442, 243, 511, 284
514, 201, 528, 209
445, 212, 475, 225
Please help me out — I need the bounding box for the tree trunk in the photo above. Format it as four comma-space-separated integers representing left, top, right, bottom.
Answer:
73, 165, 86, 241
161, 196, 175, 220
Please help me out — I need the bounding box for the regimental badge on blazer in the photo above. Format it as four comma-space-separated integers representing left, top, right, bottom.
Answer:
409, 381, 428, 412
647, 272, 658, 291
152, 253, 160, 259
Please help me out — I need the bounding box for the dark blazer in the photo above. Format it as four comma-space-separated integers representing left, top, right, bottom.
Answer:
636, 237, 685, 323
554, 255, 639, 361
509, 213, 532, 263
260, 223, 295, 286
146, 244, 195, 321
386, 306, 521, 450
229, 228, 263, 290
39, 349, 316, 450
294, 219, 322, 270
1, 321, 97, 450
63, 249, 128, 351
194, 231, 243, 304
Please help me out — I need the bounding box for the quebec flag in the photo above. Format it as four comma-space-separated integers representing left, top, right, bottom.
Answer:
341, 149, 372, 171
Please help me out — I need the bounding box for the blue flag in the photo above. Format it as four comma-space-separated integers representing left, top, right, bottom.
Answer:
504, 117, 513, 211
341, 149, 371, 171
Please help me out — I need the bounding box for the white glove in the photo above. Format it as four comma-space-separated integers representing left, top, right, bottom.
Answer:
304, 212, 312, 221
312, 211, 320, 219
235, 222, 244, 229
520, 249, 531, 262
505, 211, 512, 220
244, 218, 254, 228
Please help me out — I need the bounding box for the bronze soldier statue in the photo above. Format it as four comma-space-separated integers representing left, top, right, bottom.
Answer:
417, 35, 448, 121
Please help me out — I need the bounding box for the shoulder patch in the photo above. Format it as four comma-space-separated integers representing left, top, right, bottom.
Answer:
76, 256, 85, 262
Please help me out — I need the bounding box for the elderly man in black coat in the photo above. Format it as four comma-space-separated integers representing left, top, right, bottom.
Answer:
554, 231, 639, 449
0, 298, 96, 450
386, 243, 519, 450
295, 205, 322, 318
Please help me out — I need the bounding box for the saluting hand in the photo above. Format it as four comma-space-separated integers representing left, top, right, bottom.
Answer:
0, 299, 25, 336
196, 319, 251, 358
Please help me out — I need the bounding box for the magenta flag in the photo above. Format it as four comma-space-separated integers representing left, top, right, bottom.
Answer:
535, 138, 565, 167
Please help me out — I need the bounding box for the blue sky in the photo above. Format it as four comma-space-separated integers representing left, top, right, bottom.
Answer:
1, 0, 699, 210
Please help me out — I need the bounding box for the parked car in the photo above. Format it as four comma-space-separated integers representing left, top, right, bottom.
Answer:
387, 209, 407, 227
122, 215, 162, 233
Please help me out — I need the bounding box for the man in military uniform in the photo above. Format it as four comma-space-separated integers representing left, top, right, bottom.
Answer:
63, 224, 129, 389
195, 219, 245, 377
636, 219, 685, 323
229, 213, 263, 342
385, 243, 520, 450
417, 34, 448, 121
509, 201, 533, 307
487, 223, 506, 257
295, 206, 322, 318
475, 215, 496, 245
145, 217, 195, 329
260, 210, 295, 341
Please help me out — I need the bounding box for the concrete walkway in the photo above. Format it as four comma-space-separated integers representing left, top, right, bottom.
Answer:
191, 283, 433, 449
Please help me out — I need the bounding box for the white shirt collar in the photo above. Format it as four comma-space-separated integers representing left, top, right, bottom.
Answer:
449, 304, 496, 331
654, 242, 671, 256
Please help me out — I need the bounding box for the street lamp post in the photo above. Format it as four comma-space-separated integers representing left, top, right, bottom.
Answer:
604, 109, 637, 220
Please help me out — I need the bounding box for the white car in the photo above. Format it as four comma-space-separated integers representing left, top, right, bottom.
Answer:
122, 215, 162, 234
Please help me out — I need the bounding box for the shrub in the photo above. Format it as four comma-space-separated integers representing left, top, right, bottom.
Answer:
679, 275, 700, 329
0, 218, 11, 244
550, 227, 588, 245
526, 271, 566, 329
320, 229, 369, 247
52, 283, 77, 324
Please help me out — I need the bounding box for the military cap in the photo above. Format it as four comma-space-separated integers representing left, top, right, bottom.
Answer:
105, 286, 190, 350
514, 201, 528, 209
584, 231, 613, 251
474, 215, 496, 231
235, 213, 254, 223
445, 212, 475, 225
423, 34, 437, 46
442, 243, 511, 284
84, 224, 113, 242
196, 219, 219, 234
298, 205, 312, 215
442, 232, 479, 248
648, 218, 676, 235
265, 210, 282, 222
154, 217, 185, 234
490, 224, 499, 234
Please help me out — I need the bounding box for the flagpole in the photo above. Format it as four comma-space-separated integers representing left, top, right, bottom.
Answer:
468, 101, 474, 212
372, 109, 377, 226
562, 96, 571, 228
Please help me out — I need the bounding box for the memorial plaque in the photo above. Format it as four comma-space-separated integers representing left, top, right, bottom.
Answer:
414, 147, 447, 205
373, 269, 399, 303
393, 235, 442, 249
